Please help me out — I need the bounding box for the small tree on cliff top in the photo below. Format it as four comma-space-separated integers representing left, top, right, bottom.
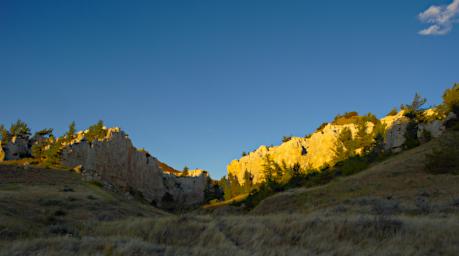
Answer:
85, 120, 106, 143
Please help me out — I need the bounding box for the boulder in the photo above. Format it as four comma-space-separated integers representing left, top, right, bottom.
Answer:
3, 136, 31, 160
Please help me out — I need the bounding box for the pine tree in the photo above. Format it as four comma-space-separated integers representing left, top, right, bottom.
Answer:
0, 124, 8, 144
66, 121, 76, 141
9, 119, 31, 137
182, 166, 189, 176
242, 170, 253, 193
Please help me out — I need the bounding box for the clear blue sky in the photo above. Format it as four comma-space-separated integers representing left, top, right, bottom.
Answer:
1, 0, 457, 178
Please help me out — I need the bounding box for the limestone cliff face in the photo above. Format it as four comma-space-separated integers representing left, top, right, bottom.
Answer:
227, 109, 449, 185
62, 128, 208, 209
380, 111, 410, 152
228, 123, 367, 184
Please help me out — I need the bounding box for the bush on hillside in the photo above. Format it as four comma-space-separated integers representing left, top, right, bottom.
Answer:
442, 83, 459, 115
425, 133, 459, 175
387, 108, 398, 116
403, 120, 420, 149
333, 111, 360, 125
32, 139, 63, 168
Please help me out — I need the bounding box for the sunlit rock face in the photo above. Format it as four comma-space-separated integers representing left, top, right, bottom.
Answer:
227, 109, 450, 185
62, 128, 207, 209
228, 123, 367, 184
380, 111, 410, 152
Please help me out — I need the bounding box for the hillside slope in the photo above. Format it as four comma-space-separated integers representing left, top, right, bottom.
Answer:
253, 131, 459, 215
0, 164, 168, 243
2, 132, 458, 255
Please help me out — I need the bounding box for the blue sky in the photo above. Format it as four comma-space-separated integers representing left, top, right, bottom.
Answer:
1, 0, 458, 178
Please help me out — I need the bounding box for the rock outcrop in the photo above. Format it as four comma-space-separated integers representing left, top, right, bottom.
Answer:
62, 128, 208, 209
227, 109, 451, 185
2, 136, 31, 160
380, 111, 411, 152
227, 122, 368, 184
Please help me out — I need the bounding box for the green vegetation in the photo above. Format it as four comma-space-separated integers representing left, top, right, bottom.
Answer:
315, 122, 328, 133
0, 124, 7, 144
65, 121, 76, 142
9, 119, 31, 137
182, 166, 189, 176
401, 93, 428, 149
218, 170, 254, 200
387, 107, 398, 116
332, 111, 359, 125
226, 112, 388, 209
85, 120, 106, 143
442, 83, 459, 115
282, 136, 292, 143
426, 133, 459, 175
34, 128, 53, 138
1, 119, 107, 168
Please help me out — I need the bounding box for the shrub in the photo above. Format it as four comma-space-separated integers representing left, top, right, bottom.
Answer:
387, 107, 398, 116
282, 136, 292, 143
425, 133, 459, 175
336, 156, 370, 176
421, 129, 432, 143
403, 120, 420, 149
333, 111, 360, 125
34, 128, 53, 138
442, 83, 459, 115
315, 122, 328, 132
85, 120, 106, 143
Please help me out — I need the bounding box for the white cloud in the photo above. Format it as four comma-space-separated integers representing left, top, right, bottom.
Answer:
418, 0, 459, 36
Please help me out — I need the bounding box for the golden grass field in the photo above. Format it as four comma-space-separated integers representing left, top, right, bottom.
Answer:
1, 132, 458, 255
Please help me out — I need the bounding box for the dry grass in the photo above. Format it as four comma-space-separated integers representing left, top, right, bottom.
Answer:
2, 213, 459, 255
0, 165, 167, 243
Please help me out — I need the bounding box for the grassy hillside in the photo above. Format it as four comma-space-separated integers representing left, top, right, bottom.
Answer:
0, 165, 167, 244
1, 132, 458, 255
253, 131, 459, 215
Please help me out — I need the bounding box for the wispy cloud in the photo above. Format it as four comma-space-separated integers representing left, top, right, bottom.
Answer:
418, 0, 459, 36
